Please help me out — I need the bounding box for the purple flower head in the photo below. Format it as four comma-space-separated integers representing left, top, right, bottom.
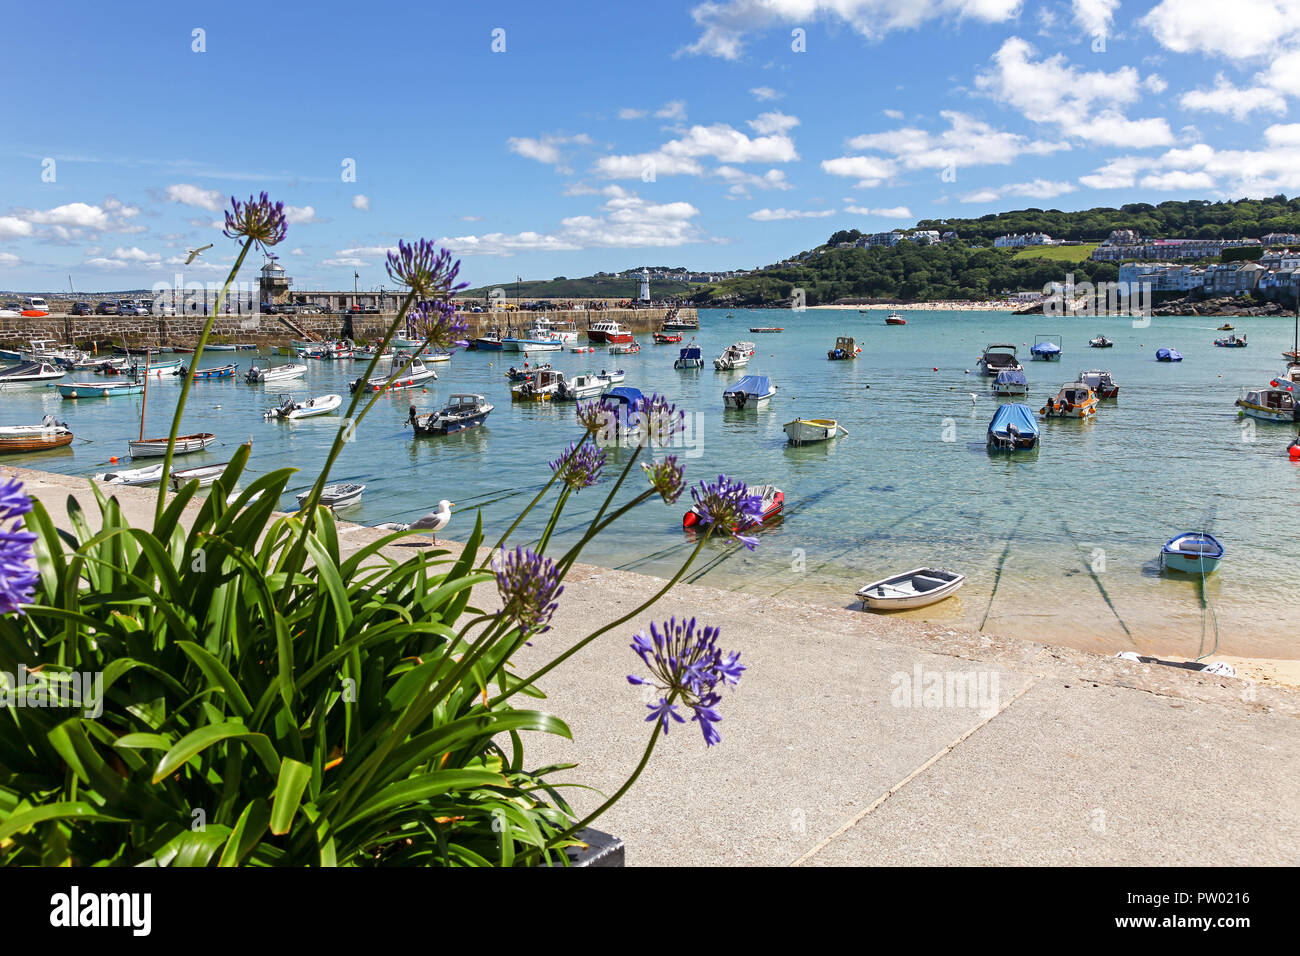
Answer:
492, 546, 563, 634
223, 192, 287, 250
550, 441, 605, 492
688, 474, 765, 550
0, 478, 39, 616
575, 398, 618, 437
633, 394, 685, 447
386, 240, 469, 299
626, 617, 743, 747
641, 455, 685, 504
408, 299, 470, 352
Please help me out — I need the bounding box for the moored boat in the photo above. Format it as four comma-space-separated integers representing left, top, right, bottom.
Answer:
511, 368, 567, 402
245, 362, 308, 384
128, 433, 216, 457
170, 463, 230, 490
1030, 335, 1062, 361
653, 331, 683, 344
987, 402, 1040, 450
1089, 334, 1114, 348
827, 336, 860, 360
1039, 382, 1098, 419
783, 418, 847, 445
885, 312, 906, 325
749, 326, 784, 333
855, 567, 965, 611
992, 369, 1029, 396
608, 341, 640, 355
297, 483, 365, 510
587, 319, 633, 344
683, 483, 783, 530
59, 379, 144, 399
177, 363, 238, 379
714, 343, 751, 371
1155, 347, 1182, 362
1235, 384, 1299, 422
265, 394, 343, 421
474, 330, 505, 351
674, 345, 704, 369
349, 355, 436, 393
504, 362, 552, 383
1214, 334, 1247, 348
0, 361, 64, 390
408, 394, 493, 435
94, 463, 164, 486
555, 373, 606, 400
723, 374, 777, 409
0, 416, 74, 454
1077, 369, 1119, 399
1160, 532, 1224, 574
977, 344, 1022, 376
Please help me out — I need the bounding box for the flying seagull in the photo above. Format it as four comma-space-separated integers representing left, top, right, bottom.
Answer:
185, 243, 214, 265
375, 500, 454, 543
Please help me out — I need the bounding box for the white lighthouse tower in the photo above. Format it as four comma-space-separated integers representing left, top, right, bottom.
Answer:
639, 268, 650, 302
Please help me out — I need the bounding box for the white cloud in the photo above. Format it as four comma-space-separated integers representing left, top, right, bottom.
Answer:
352, 194, 370, 211
883, 109, 904, 119
594, 118, 799, 181
284, 205, 318, 224
1070, 110, 1175, 148
1141, 0, 1300, 60
681, 0, 1023, 60
1180, 74, 1287, 120
750, 86, 782, 101
618, 107, 647, 119
1078, 129, 1300, 194
0, 252, 20, 268
1139, 169, 1217, 191
320, 257, 369, 268
842, 205, 913, 218
507, 133, 593, 173
27, 202, 110, 229
1072, 0, 1119, 38
290, 248, 305, 255
656, 99, 687, 120
820, 155, 899, 188
0, 216, 34, 238
748, 207, 837, 220
165, 183, 225, 212
747, 111, 800, 135
960, 179, 1078, 202
1144, 74, 1168, 94
85, 245, 163, 270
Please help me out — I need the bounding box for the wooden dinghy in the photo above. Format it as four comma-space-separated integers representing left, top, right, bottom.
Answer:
0, 417, 74, 454
856, 567, 966, 611
297, 483, 365, 510
127, 433, 217, 458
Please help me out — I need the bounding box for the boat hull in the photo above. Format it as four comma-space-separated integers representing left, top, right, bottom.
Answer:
784, 419, 843, 445
856, 568, 965, 610
128, 433, 216, 457
1236, 400, 1299, 422
59, 383, 143, 398
0, 429, 74, 454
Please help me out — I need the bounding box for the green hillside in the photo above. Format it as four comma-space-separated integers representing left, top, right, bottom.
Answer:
459, 275, 701, 300
1010, 242, 1099, 262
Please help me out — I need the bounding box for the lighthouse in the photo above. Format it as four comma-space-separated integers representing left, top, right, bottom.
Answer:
639, 268, 650, 302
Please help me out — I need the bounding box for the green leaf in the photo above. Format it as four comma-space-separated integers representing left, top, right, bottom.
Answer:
218, 799, 271, 867
152, 722, 279, 783
270, 758, 312, 835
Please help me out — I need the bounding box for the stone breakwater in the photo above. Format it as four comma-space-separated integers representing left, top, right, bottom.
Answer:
0, 308, 696, 349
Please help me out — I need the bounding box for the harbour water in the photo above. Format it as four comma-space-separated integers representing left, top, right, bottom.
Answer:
7, 308, 1298, 661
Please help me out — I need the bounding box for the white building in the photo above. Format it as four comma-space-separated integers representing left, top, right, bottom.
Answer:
993, 232, 1055, 248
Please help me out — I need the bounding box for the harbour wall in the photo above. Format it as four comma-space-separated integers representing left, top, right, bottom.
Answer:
0, 308, 697, 349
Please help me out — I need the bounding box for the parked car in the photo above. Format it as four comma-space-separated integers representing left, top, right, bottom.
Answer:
277, 304, 299, 315
153, 300, 177, 316
95, 301, 120, 315
71, 301, 94, 316
117, 299, 148, 316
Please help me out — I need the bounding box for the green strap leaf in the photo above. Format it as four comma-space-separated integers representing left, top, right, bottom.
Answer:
270, 758, 312, 835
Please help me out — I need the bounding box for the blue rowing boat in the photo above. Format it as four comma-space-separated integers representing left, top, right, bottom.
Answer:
1160, 532, 1224, 574
987, 402, 1040, 450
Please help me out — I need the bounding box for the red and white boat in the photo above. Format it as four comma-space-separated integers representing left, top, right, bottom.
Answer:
683, 484, 784, 531
653, 331, 683, 344
587, 320, 634, 344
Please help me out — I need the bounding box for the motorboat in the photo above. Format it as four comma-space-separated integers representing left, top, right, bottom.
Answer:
1217, 323, 1235, 331
1077, 369, 1119, 399
1235, 384, 1299, 422
408, 394, 493, 435
987, 402, 1040, 450
474, 330, 505, 351
885, 312, 906, 325
1089, 335, 1114, 348
977, 344, 1022, 376
122, 358, 183, 378
555, 373, 607, 400
827, 336, 860, 361
1039, 382, 1098, 419
683, 483, 783, 531
297, 483, 365, 510
608, 341, 641, 355
170, 463, 231, 490
674, 346, 704, 369
1214, 334, 1247, 348
592, 386, 644, 442
511, 368, 567, 402
0, 416, 74, 454
1030, 336, 1062, 361
177, 363, 238, 379
1155, 347, 1182, 362
94, 463, 164, 486
519, 339, 563, 353
128, 433, 216, 457
596, 368, 625, 385
587, 320, 634, 344
991, 369, 1029, 396
723, 374, 777, 409
714, 343, 751, 371
783, 418, 848, 445
245, 362, 308, 384
855, 568, 965, 611
0, 361, 64, 390
59, 380, 144, 399
526, 317, 578, 343
349, 354, 436, 393
749, 326, 784, 333
504, 362, 552, 382
1160, 532, 1224, 574
654, 331, 683, 344
265, 394, 343, 421
661, 309, 698, 331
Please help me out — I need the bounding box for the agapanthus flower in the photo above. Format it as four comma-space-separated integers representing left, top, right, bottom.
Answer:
223, 192, 287, 250
550, 441, 605, 492
633, 394, 685, 447
627, 617, 743, 746
641, 455, 685, 504
0, 477, 39, 616
688, 474, 765, 549
386, 239, 469, 299
493, 546, 563, 633
576, 398, 618, 436
408, 299, 470, 352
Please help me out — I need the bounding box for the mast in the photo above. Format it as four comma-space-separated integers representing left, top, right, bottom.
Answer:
138, 347, 149, 442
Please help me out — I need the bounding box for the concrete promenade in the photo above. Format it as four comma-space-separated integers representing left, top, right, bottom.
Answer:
11, 465, 1298, 867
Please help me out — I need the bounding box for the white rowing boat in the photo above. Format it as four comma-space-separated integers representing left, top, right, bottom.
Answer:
94, 463, 165, 486
297, 483, 365, 509
265, 393, 343, 420
127, 433, 216, 458
855, 567, 966, 611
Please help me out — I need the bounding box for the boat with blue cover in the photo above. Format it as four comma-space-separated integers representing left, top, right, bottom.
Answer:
595, 385, 644, 441
723, 375, 776, 409
992, 369, 1029, 396
1155, 347, 1182, 362
674, 345, 704, 369
177, 363, 238, 379
1160, 532, 1224, 574
1214, 334, 1247, 348
1030, 336, 1062, 361
987, 402, 1040, 450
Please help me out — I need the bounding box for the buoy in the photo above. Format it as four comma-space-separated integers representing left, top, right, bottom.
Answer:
933, 367, 939, 372
109, 456, 118, 464
1291, 444, 1300, 461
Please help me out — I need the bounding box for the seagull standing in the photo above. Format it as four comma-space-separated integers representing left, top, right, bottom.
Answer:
375, 500, 454, 543
970, 393, 978, 404
184, 243, 214, 265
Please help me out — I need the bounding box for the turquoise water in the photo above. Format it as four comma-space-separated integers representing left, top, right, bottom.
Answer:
7, 308, 1299, 659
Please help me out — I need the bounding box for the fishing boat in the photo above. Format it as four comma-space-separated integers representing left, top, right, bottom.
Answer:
427, 351, 453, 363
1235, 384, 1299, 422
1030, 335, 1062, 361
59, 380, 143, 399
177, 363, 238, 379
653, 331, 683, 344
94, 463, 164, 486
511, 368, 567, 402
525, 317, 579, 343
608, 341, 640, 355
1155, 347, 1182, 362
855, 567, 965, 611
977, 344, 1022, 376
987, 402, 1040, 450
674, 345, 704, 369
783, 418, 848, 445
1214, 334, 1247, 348
662, 311, 698, 331
170, 463, 230, 490
474, 330, 505, 351
0, 416, 74, 454
1089, 335, 1114, 348
1160, 532, 1224, 574
124, 358, 183, 378
1217, 323, 1235, 331
587, 319, 634, 344
245, 362, 308, 384
0, 362, 64, 390
265, 394, 343, 421
596, 368, 626, 385
1039, 382, 1098, 419
1078, 369, 1119, 399
349, 355, 436, 393
297, 483, 365, 510
206, 343, 257, 352
408, 394, 494, 435
93, 357, 132, 374
723, 374, 777, 409
991, 369, 1029, 396
885, 312, 906, 325
569, 344, 596, 353
714, 343, 751, 371
519, 339, 563, 353
505, 362, 552, 383
827, 336, 861, 360
683, 483, 783, 530
749, 326, 784, 333
555, 373, 607, 401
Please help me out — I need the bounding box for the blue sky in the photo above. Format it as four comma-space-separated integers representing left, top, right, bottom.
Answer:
4, 0, 1299, 291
